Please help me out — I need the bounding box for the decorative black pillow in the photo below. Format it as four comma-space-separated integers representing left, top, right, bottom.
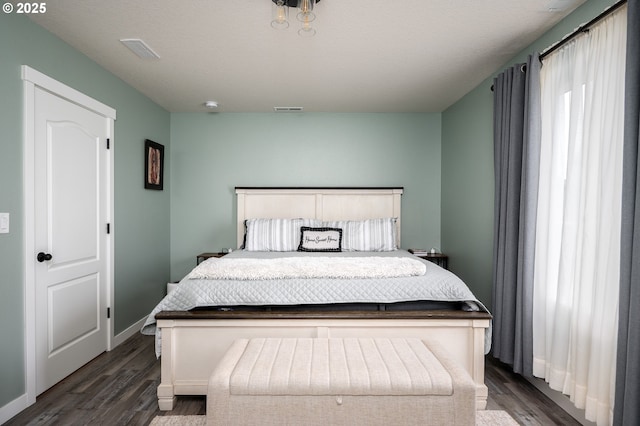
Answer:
298, 227, 342, 252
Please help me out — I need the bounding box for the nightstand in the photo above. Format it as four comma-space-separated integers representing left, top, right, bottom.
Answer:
409, 250, 449, 270
196, 252, 227, 265
422, 253, 448, 270
168, 252, 229, 294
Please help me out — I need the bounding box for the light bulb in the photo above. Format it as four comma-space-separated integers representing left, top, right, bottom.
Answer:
296, 0, 315, 22
298, 0, 314, 14
271, 0, 289, 29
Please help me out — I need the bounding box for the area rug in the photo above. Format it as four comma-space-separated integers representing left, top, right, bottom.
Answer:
150, 415, 204, 426
476, 410, 520, 425
149, 410, 519, 425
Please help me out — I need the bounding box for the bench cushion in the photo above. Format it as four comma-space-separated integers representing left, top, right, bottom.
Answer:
208, 337, 476, 426
229, 337, 453, 396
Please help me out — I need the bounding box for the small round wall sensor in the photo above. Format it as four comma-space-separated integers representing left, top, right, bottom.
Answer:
204, 101, 218, 109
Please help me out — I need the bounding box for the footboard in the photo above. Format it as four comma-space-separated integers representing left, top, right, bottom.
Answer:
155, 310, 491, 411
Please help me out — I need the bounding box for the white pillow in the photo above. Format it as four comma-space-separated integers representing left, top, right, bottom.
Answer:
321, 218, 398, 251
244, 218, 321, 251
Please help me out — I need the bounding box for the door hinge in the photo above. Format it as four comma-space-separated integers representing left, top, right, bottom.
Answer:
107, 307, 111, 319
106, 138, 110, 149
106, 223, 111, 234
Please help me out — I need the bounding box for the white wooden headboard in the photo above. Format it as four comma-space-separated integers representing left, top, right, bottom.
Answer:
235, 187, 404, 248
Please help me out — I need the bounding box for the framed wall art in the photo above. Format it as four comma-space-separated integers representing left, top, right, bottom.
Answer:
144, 139, 164, 190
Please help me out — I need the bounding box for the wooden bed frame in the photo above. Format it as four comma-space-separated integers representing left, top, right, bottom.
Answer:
155, 187, 490, 410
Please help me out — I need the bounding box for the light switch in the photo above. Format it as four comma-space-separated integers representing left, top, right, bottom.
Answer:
0, 213, 9, 234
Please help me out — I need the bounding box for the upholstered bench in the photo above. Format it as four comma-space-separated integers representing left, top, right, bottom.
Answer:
207, 337, 476, 426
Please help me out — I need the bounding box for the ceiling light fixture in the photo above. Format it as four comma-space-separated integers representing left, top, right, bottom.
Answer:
271, 0, 320, 37
204, 101, 219, 109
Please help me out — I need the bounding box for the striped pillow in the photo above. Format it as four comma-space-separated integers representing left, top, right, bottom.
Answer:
321, 218, 398, 251
244, 218, 321, 251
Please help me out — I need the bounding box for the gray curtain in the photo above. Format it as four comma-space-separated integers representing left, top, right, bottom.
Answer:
491, 54, 541, 376
614, 0, 640, 424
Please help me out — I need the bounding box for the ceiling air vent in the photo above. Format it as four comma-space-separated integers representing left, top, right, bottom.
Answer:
274, 107, 304, 112
120, 39, 161, 59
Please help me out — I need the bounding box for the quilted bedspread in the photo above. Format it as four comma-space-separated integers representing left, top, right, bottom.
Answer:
141, 250, 490, 356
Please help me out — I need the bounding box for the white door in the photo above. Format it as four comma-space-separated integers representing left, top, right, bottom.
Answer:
34, 86, 110, 395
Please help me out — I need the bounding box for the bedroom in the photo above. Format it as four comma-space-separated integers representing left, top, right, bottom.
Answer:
1, 0, 637, 424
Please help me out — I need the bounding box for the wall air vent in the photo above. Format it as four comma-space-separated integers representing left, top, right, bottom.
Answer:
120, 39, 161, 59
273, 107, 304, 112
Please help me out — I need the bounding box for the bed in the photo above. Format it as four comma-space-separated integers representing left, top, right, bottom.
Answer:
141, 187, 491, 410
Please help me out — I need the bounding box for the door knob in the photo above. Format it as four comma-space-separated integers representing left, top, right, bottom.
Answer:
37, 252, 52, 262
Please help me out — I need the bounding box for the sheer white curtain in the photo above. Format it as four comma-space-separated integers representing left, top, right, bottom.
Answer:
532, 6, 627, 426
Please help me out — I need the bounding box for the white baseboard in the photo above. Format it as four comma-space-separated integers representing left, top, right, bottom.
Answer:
112, 315, 147, 349
0, 393, 32, 425
526, 376, 596, 426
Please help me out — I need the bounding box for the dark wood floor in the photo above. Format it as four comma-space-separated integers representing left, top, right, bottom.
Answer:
6, 332, 581, 426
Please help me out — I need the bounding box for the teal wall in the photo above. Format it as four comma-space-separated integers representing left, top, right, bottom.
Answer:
440, 0, 619, 311
0, 13, 170, 408
441, 85, 495, 306
170, 113, 442, 279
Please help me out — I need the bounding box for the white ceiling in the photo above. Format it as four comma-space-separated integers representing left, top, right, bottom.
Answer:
28, 0, 584, 113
